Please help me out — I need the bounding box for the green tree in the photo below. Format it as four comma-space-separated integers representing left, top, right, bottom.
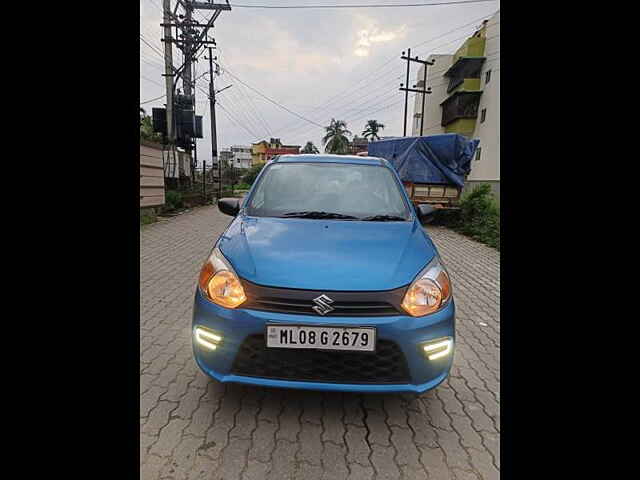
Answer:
322, 118, 351, 154
140, 107, 162, 143
362, 119, 385, 141
301, 141, 320, 154
242, 163, 266, 186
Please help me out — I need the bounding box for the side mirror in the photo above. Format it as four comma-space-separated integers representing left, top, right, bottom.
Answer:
416, 204, 437, 224
218, 198, 240, 217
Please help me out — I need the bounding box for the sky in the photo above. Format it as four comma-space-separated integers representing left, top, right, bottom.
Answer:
140, 0, 500, 164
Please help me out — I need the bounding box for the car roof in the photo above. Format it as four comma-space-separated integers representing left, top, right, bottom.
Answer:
272, 154, 388, 167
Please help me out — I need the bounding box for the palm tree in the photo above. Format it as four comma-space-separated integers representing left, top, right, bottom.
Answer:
322, 118, 351, 154
301, 141, 319, 154
362, 119, 385, 141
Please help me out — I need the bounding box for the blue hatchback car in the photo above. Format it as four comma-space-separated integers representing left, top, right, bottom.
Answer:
192, 154, 454, 393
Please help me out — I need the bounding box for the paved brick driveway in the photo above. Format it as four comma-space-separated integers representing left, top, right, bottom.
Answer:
140, 206, 500, 480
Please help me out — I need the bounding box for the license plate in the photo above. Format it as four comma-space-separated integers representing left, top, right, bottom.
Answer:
266, 324, 376, 352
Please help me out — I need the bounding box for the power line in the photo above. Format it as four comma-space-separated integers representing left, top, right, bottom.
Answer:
144, 0, 163, 12
220, 66, 325, 128
238, 82, 274, 137
217, 100, 262, 140
140, 74, 164, 87
279, 75, 404, 137
291, 96, 406, 143
282, 82, 403, 139
229, 1, 497, 9
226, 86, 270, 139
272, 12, 497, 129
140, 56, 164, 70
140, 34, 166, 60
140, 94, 167, 105
269, 29, 477, 136
272, 30, 499, 140
204, 11, 497, 143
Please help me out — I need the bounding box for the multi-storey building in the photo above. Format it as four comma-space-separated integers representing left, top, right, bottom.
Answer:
411, 10, 500, 199
252, 138, 300, 165
230, 145, 252, 170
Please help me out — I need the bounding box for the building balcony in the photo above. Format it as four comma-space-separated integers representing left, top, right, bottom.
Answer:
449, 78, 481, 94
440, 90, 483, 127
444, 56, 485, 93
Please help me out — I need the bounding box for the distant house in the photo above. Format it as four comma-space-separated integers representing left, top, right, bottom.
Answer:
230, 145, 252, 169
348, 136, 369, 155
252, 138, 300, 165
219, 149, 233, 168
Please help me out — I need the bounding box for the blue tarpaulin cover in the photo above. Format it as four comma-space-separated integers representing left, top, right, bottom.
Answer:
367, 134, 479, 188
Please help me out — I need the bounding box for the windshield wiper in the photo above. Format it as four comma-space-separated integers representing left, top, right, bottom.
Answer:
281, 211, 358, 220
360, 215, 407, 222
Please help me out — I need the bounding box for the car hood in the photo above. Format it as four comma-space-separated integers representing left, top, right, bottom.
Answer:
217, 215, 436, 291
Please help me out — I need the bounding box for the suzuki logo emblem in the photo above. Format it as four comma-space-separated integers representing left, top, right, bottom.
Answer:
312, 294, 334, 315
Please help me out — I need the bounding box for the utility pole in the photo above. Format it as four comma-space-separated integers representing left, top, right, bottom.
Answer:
162, 0, 174, 143
162, 0, 174, 142
400, 52, 434, 137
191, 61, 197, 182
419, 62, 429, 135
402, 48, 411, 137
207, 46, 220, 199
183, 2, 196, 163
159, 0, 231, 194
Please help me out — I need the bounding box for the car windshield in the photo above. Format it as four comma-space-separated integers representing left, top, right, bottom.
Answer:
245, 162, 411, 220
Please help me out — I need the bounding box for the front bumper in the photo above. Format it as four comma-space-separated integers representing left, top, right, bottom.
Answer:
192, 289, 455, 393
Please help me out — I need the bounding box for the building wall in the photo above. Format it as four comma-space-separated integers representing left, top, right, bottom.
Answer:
231, 145, 252, 169
265, 147, 299, 161
468, 10, 500, 184
220, 149, 233, 167
251, 142, 268, 165
253, 139, 300, 164
140, 142, 165, 208
411, 11, 500, 199
411, 54, 453, 136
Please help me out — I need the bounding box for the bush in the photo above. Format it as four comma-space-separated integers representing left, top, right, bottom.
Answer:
165, 190, 183, 211
456, 184, 500, 249
243, 164, 265, 186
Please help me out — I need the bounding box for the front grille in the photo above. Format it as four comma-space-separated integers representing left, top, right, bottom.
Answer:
231, 335, 411, 384
240, 279, 407, 317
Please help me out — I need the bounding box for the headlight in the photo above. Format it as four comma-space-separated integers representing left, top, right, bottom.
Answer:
401, 255, 452, 317
198, 247, 246, 308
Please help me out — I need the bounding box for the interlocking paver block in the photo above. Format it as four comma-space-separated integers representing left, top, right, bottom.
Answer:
140, 207, 500, 479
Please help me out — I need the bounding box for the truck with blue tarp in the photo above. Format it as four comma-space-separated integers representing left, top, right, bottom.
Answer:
366, 133, 479, 209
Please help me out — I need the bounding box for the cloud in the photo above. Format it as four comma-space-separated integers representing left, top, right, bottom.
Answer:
354, 24, 407, 57
139, 3, 498, 153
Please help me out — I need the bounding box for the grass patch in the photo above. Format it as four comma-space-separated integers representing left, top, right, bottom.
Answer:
140, 209, 157, 226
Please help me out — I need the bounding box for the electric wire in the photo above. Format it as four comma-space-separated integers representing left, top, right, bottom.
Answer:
229, 1, 497, 9
140, 94, 167, 105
